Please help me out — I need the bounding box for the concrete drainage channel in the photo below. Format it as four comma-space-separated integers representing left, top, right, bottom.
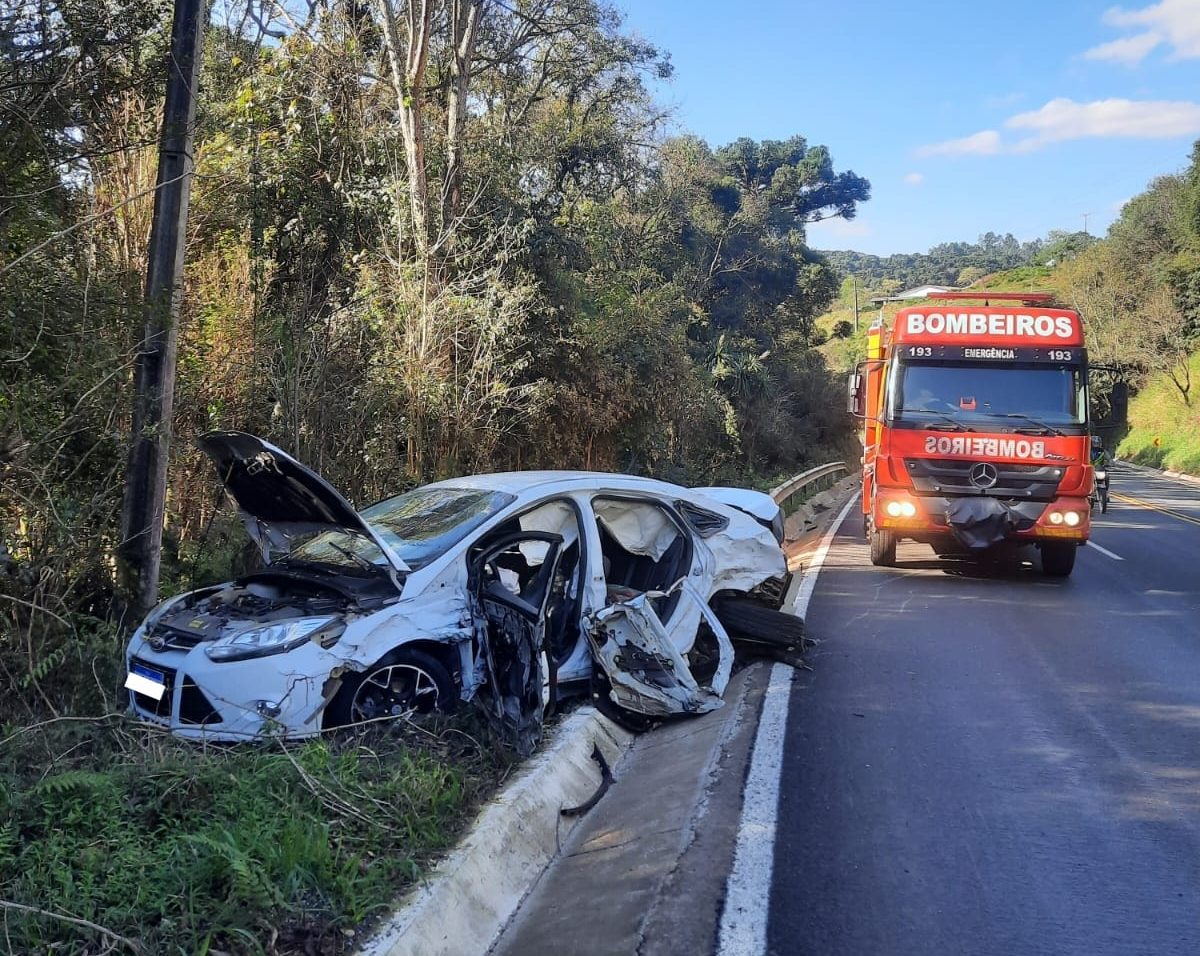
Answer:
358, 471, 857, 956
358, 707, 634, 956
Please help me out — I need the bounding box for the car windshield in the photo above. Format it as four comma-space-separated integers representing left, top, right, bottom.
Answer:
287, 487, 516, 572
890, 363, 1085, 426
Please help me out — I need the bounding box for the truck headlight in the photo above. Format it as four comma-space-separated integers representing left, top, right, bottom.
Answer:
205, 617, 343, 663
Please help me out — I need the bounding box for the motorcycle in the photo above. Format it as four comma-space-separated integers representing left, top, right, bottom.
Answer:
1091, 466, 1110, 514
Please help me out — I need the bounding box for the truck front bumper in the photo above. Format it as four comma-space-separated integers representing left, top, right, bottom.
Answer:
875, 491, 1090, 544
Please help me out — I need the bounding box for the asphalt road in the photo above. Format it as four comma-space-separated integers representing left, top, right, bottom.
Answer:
769, 464, 1200, 956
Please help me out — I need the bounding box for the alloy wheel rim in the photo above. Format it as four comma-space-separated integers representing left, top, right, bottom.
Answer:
351, 663, 439, 722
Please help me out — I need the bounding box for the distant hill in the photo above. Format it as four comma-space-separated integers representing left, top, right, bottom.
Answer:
817, 232, 1046, 289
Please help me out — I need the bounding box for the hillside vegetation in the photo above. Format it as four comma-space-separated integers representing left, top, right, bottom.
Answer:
1118, 353, 1200, 472
818, 231, 1054, 291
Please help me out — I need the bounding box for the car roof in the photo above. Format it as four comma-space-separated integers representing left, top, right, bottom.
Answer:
420, 470, 693, 498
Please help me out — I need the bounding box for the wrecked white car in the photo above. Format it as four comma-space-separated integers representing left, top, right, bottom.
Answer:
124, 432, 799, 751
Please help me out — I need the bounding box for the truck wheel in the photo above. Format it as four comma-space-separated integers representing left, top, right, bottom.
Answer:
869, 527, 897, 567
1041, 542, 1076, 577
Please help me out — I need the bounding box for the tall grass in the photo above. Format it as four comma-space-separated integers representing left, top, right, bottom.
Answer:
0, 716, 507, 954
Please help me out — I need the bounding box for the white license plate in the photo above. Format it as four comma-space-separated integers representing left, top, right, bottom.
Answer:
125, 664, 167, 701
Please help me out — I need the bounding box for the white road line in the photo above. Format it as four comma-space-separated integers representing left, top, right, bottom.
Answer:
716, 494, 856, 956
1086, 540, 1124, 561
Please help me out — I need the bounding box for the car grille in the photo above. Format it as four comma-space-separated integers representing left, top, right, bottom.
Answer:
179, 679, 222, 725
129, 657, 175, 718
129, 658, 224, 725
905, 458, 1064, 501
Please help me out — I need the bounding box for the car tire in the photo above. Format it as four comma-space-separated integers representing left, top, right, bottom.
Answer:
869, 527, 897, 567
712, 595, 806, 643
1040, 541, 1076, 577
324, 647, 457, 729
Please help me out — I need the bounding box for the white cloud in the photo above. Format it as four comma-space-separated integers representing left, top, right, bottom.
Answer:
1082, 32, 1162, 64
903, 172, 924, 186
915, 97, 1200, 158
1081, 0, 1200, 64
1006, 96, 1200, 146
914, 130, 1002, 158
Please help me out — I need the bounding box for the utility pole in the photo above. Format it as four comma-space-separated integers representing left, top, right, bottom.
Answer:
118, 0, 205, 617
1081, 212, 1090, 236
852, 275, 860, 333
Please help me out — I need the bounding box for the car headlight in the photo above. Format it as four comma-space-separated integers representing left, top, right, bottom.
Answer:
204, 616, 344, 663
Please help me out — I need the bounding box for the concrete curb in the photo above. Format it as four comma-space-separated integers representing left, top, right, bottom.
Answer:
1117, 458, 1200, 489
358, 708, 634, 956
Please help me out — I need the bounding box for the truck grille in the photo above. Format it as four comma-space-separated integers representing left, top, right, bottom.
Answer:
905, 458, 1063, 501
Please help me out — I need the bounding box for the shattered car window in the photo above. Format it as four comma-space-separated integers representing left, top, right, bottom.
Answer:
290, 488, 515, 571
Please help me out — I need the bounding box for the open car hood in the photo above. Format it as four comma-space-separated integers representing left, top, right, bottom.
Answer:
196, 431, 411, 576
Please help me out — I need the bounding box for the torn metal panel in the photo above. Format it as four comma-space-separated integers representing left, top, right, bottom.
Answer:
584, 587, 728, 717
474, 595, 546, 756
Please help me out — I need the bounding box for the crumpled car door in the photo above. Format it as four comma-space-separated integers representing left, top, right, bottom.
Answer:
584, 581, 734, 717
468, 531, 563, 755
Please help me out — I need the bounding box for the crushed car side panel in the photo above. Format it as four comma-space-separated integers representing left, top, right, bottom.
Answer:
580, 493, 785, 718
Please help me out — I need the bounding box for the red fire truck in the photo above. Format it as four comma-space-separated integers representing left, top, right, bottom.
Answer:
848, 292, 1092, 576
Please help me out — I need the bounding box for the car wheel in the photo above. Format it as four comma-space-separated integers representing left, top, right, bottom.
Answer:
325, 648, 457, 729
711, 595, 806, 643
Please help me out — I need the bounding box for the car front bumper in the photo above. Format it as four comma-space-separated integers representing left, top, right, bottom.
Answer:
125, 631, 345, 740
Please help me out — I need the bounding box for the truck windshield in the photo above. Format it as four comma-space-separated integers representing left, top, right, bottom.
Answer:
890, 363, 1086, 427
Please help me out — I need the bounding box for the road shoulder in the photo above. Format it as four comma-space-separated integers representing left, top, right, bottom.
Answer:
489, 664, 771, 956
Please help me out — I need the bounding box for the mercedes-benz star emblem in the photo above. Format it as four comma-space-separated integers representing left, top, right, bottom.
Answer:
969, 462, 999, 489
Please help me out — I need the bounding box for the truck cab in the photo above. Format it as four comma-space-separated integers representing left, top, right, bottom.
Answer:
849, 292, 1091, 576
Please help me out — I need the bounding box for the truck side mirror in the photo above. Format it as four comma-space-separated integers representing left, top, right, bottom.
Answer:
847, 367, 866, 417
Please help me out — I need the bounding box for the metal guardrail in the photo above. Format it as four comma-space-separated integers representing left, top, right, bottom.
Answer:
770, 461, 849, 511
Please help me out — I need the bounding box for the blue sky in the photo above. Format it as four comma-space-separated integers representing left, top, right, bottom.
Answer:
618, 0, 1200, 255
